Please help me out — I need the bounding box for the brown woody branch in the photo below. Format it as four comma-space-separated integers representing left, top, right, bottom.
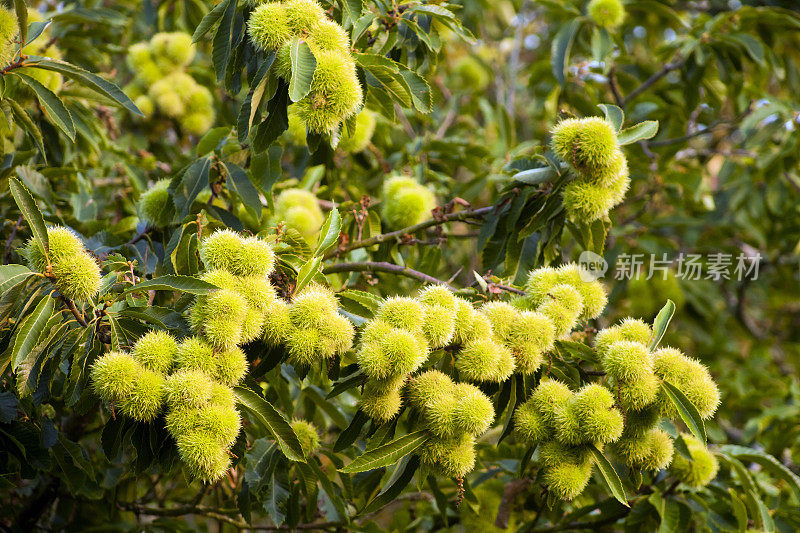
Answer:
324, 205, 495, 260
323, 261, 456, 290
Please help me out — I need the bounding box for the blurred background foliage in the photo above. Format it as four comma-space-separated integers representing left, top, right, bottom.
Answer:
1, 0, 800, 531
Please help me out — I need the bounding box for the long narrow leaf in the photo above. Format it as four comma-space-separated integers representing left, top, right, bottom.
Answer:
233, 386, 305, 462
660, 381, 706, 444
589, 444, 629, 507
9, 177, 49, 258
340, 431, 427, 473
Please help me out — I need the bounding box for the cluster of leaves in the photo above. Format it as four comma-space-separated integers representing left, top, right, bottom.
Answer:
1, 0, 800, 532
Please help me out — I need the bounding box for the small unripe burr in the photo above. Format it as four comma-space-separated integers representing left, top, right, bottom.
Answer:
175, 430, 231, 482
119, 367, 165, 422
551, 117, 619, 174
381, 176, 437, 230
612, 427, 674, 471
669, 433, 719, 488
307, 19, 350, 53
480, 301, 521, 341
360, 378, 404, 421
290, 418, 321, 457
357, 326, 428, 379
616, 373, 660, 411
376, 296, 426, 331
406, 370, 453, 411
52, 252, 101, 302
514, 400, 550, 445
294, 51, 363, 133
132, 330, 177, 374
166, 403, 241, 447
421, 304, 456, 349
214, 346, 249, 386
506, 311, 556, 374
138, 179, 174, 227
338, 108, 376, 153
199, 230, 276, 277
90, 352, 139, 404
149, 32, 195, 70
536, 284, 585, 337
419, 285, 457, 310
568, 383, 623, 445
539, 441, 594, 500
289, 285, 339, 328
273, 189, 325, 244
262, 300, 292, 346
451, 383, 495, 436
525, 264, 607, 320
587, 0, 625, 29
164, 369, 215, 410
594, 318, 652, 357
248, 3, 292, 51
530, 379, 573, 426
419, 433, 476, 479
653, 347, 720, 419
283, 0, 326, 32
202, 289, 249, 349
24, 226, 101, 301
622, 405, 661, 438
602, 340, 654, 381
456, 337, 515, 383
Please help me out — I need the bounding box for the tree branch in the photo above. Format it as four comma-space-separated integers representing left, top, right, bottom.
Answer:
324, 205, 495, 259
323, 261, 456, 289
622, 58, 685, 107
60, 296, 88, 327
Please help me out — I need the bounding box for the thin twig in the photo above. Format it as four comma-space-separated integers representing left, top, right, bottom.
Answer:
323, 261, 456, 290
622, 57, 685, 107
324, 205, 494, 259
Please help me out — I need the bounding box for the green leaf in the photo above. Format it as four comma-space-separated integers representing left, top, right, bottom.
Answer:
588, 444, 629, 507
224, 162, 262, 217
728, 488, 748, 533
314, 207, 341, 257
30, 59, 142, 116
294, 256, 321, 295
660, 381, 706, 444
11, 294, 55, 371
211, 0, 235, 82
340, 431, 427, 473
14, 0, 27, 54
288, 37, 317, 102
197, 126, 231, 155
121, 275, 218, 296
551, 19, 582, 86
338, 290, 382, 314
718, 444, 800, 503
6, 97, 45, 158
649, 299, 676, 350
173, 156, 212, 219
598, 104, 624, 132
9, 177, 49, 259
233, 386, 305, 462
360, 454, 420, 515
22, 20, 51, 49
0, 265, 31, 293
12, 71, 75, 140
341, 0, 363, 28
192, 0, 230, 42
618, 120, 659, 145
252, 80, 289, 152
398, 69, 432, 113
512, 166, 558, 185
